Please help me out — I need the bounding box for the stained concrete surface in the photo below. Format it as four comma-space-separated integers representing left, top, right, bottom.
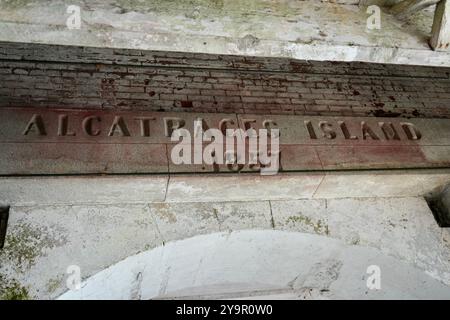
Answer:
2, 169, 450, 205
0, 0, 448, 66
2, 109, 450, 175
1, 0, 450, 301
1, 175, 450, 299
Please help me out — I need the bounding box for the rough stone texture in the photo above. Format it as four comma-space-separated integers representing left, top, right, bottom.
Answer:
150, 201, 272, 242
441, 184, 450, 221
0, 42, 449, 118
314, 169, 450, 198
0, 176, 168, 206
166, 170, 450, 203
4, 108, 450, 174
0, 143, 169, 175
0, 204, 163, 299
430, 0, 450, 51
271, 197, 450, 285
2, 169, 449, 206
1, 0, 450, 301
164, 170, 450, 202
425, 182, 450, 227
0, 0, 448, 66
58, 230, 450, 300
165, 174, 326, 202
2, 108, 450, 175
1, 171, 450, 299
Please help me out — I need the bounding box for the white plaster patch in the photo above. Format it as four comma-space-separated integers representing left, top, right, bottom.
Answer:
58, 230, 450, 300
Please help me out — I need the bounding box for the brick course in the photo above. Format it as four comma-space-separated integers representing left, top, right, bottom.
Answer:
0, 42, 449, 118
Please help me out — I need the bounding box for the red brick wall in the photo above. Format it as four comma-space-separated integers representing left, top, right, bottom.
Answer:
0, 42, 449, 118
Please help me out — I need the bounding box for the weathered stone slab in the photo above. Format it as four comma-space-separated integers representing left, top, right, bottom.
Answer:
164, 170, 450, 202
278, 145, 324, 171
236, 114, 450, 146
0, 108, 239, 144
313, 169, 450, 199
1, 170, 447, 206
0, 204, 164, 299
165, 174, 325, 202
315, 145, 450, 170
0, 175, 168, 206
4, 197, 450, 299
150, 201, 272, 242
0, 142, 169, 175
1, 107, 450, 175
270, 197, 450, 286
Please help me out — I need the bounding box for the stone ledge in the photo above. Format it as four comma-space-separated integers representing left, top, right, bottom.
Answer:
1, 169, 449, 206
0, 0, 449, 67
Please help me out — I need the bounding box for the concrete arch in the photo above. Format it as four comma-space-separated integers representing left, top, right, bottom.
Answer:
58, 230, 450, 300
2, 195, 450, 299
